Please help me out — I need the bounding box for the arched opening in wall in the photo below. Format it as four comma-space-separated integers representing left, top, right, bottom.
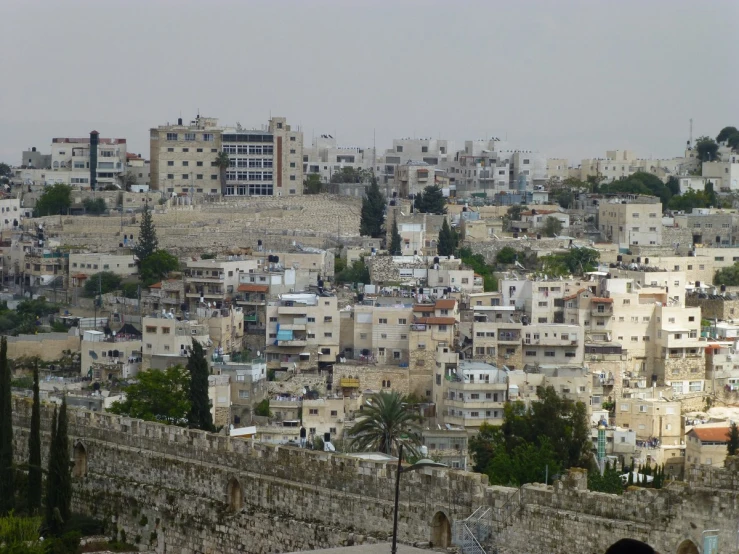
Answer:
430, 511, 451, 548
227, 477, 243, 512
676, 539, 699, 554
73, 442, 87, 478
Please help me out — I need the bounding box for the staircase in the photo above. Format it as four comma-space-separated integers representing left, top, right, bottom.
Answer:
453, 487, 525, 554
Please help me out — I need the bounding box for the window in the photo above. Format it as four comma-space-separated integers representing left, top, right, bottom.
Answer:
324, 332, 332, 337
167, 161, 174, 166
211, 174, 218, 180
379, 318, 387, 324
166, 133, 178, 141
544, 351, 555, 357
182, 161, 189, 166
324, 316, 332, 323
309, 409, 318, 415
239, 390, 249, 399
398, 318, 407, 325
145, 326, 157, 334
162, 327, 171, 335
184, 133, 196, 141
197, 174, 203, 179
525, 350, 536, 356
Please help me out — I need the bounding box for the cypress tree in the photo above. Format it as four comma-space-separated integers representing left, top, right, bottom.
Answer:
55, 398, 71, 525
359, 176, 385, 238
437, 219, 457, 256
45, 406, 58, 528
389, 219, 402, 255
187, 340, 214, 432
0, 336, 14, 515
28, 360, 42, 514
728, 422, 739, 456
132, 203, 158, 264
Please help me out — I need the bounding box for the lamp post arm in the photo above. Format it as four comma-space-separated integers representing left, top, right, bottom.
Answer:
391, 443, 403, 554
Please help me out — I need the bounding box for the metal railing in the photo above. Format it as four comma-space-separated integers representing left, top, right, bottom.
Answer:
452, 506, 490, 554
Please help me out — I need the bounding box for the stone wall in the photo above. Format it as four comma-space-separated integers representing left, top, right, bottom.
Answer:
333, 363, 410, 395
6, 332, 80, 361
10, 397, 739, 554
686, 294, 739, 320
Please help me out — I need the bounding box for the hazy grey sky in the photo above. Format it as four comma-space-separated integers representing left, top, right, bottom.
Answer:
1, 0, 736, 166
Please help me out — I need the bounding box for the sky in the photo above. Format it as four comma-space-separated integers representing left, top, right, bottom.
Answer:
1, 0, 737, 166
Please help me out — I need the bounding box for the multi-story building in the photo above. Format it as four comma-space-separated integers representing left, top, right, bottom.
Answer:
142, 279, 185, 314
422, 428, 469, 470
348, 303, 414, 365
302, 397, 348, 442
141, 314, 210, 370
212, 357, 268, 425
434, 360, 508, 432
196, 306, 244, 355
614, 398, 683, 445
80, 330, 141, 380
379, 138, 455, 186
222, 116, 303, 197
50, 132, 127, 189
673, 208, 739, 247
598, 196, 662, 249
522, 323, 584, 367
702, 159, 739, 192
183, 258, 258, 311
149, 115, 222, 194
21, 146, 51, 169
265, 292, 340, 372
0, 198, 31, 232
469, 319, 524, 370
395, 161, 437, 197
303, 134, 376, 187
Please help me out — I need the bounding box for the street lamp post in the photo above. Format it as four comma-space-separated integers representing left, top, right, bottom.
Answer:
391, 444, 447, 554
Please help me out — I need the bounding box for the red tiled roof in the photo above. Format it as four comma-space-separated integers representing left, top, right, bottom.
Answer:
72, 273, 88, 279
413, 305, 435, 313
435, 299, 457, 310
149, 282, 162, 289
416, 317, 456, 326
690, 427, 730, 443
238, 284, 269, 293
591, 297, 613, 304
563, 288, 587, 301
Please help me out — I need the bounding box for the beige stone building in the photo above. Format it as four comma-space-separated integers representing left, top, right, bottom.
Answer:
598, 197, 662, 249
141, 315, 210, 370
150, 115, 223, 194
68, 252, 137, 279
80, 331, 141, 379
184, 258, 258, 311
522, 323, 584, 367
614, 398, 683, 445
685, 426, 730, 468
265, 292, 340, 372
346, 303, 414, 364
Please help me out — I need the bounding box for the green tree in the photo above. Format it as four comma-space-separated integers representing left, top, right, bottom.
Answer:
214, 151, 231, 195
330, 167, 370, 184
132, 203, 158, 264
717, 126, 739, 143
83, 272, 122, 297
359, 176, 385, 238
665, 176, 681, 197
728, 422, 739, 456
348, 391, 422, 459
468, 422, 498, 473
139, 249, 179, 286
108, 366, 191, 425
667, 189, 714, 211
186, 340, 214, 432
437, 218, 457, 256
588, 461, 624, 495
696, 136, 719, 162
0, 163, 11, 177
457, 247, 498, 292
28, 361, 42, 515
539, 247, 600, 277
728, 133, 739, 151
304, 173, 324, 194
335, 258, 370, 285
82, 197, 107, 215
714, 263, 739, 286
495, 247, 518, 265
0, 337, 14, 515
54, 399, 71, 527
542, 216, 563, 237
389, 219, 402, 255
45, 407, 58, 531
414, 185, 446, 214
555, 190, 574, 209
34, 184, 72, 217
254, 399, 271, 417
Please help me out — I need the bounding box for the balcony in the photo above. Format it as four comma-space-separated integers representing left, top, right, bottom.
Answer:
278, 305, 309, 315
186, 274, 224, 283
278, 339, 307, 347
280, 323, 306, 331
591, 308, 612, 317
244, 313, 258, 323
497, 332, 520, 343
411, 324, 427, 332
235, 294, 266, 306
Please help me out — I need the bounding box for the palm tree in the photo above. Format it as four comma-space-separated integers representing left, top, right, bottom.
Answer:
214, 152, 231, 196
348, 391, 422, 459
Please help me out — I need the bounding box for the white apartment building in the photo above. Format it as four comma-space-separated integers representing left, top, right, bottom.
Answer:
598, 198, 662, 249
522, 323, 584, 367
80, 330, 141, 379
141, 314, 211, 369
434, 360, 508, 432
50, 133, 127, 189
265, 292, 340, 371
0, 198, 31, 231
303, 135, 375, 183
578, 148, 699, 184
379, 138, 455, 186
702, 159, 739, 192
